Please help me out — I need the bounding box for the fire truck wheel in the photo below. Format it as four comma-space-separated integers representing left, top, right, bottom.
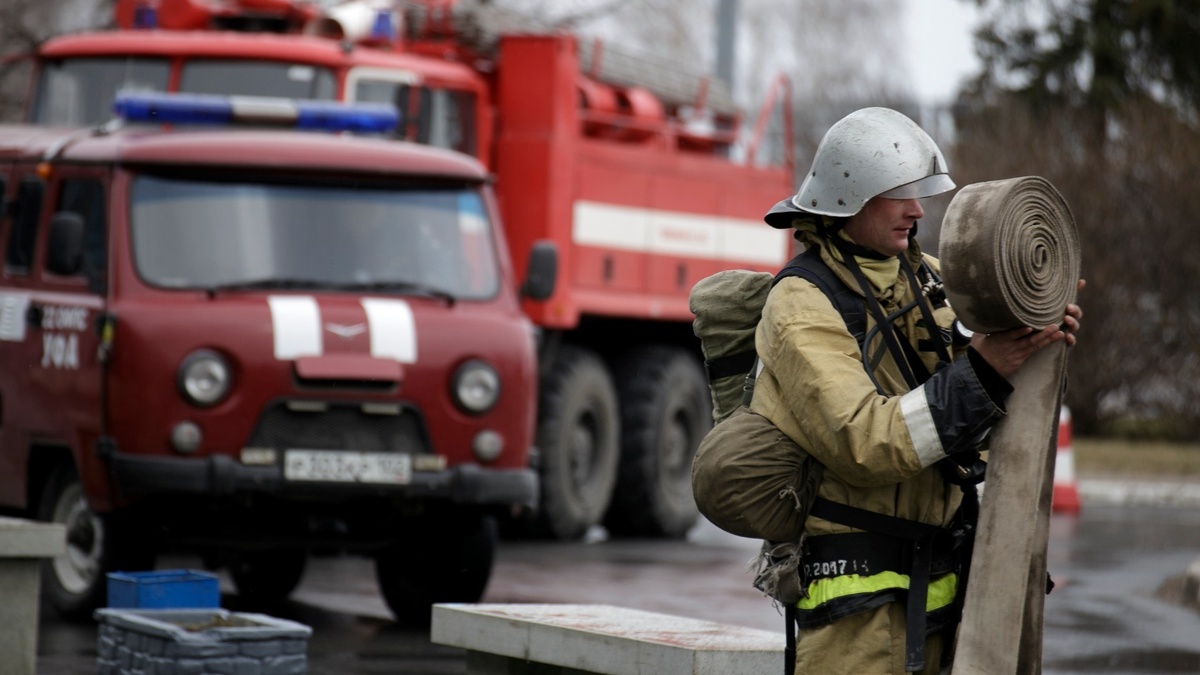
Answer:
605, 346, 710, 538
37, 462, 154, 621
229, 548, 307, 604
533, 345, 621, 540
375, 515, 497, 626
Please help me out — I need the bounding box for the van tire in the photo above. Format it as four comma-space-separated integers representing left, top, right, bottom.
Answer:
230, 548, 307, 605
605, 346, 710, 538
38, 463, 154, 621
375, 515, 496, 626
534, 346, 620, 540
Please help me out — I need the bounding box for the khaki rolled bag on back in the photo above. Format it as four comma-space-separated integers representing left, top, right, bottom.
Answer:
688, 269, 820, 549
688, 269, 816, 609
688, 248, 864, 603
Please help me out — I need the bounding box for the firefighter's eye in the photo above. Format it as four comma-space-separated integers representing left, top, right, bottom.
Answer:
452, 360, 500, 414
177, 349, 232, 407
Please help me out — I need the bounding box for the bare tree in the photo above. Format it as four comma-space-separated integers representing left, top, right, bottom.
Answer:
0, 0, 113, 120
489, 0, 710, 67
951, 0, 1200, 437
951, 95, 1200, 438
738, 0, 908, 162
5, 0, 916, 151
495, 0, 911, 164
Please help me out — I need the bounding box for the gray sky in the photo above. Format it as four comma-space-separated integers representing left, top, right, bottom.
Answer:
904, 0, 981, 104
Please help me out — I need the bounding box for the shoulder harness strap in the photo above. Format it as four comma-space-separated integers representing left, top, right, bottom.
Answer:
775, 246, 867, 347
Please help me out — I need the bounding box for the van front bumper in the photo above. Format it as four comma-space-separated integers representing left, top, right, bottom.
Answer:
106, 451, 538, 510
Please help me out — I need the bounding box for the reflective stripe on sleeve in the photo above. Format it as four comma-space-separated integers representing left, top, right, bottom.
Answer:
900, 385, 945, 468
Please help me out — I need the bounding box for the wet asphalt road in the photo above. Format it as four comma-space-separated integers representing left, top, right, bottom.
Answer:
35, 504, 1200, 674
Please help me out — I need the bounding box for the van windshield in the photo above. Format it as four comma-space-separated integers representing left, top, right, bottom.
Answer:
130, 174, 500, 300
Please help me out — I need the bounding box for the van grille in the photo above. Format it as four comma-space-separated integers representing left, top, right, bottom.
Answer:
245, 401, 432, 454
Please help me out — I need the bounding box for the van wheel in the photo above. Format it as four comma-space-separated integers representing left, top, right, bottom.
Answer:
534, 346, 620, 540
38, 463, 153, 621
230, 548, 307, 604
606, 346, 710, 538
375, 515, 496, 626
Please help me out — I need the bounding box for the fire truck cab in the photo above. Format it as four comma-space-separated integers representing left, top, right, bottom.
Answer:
0, 95, 555, 622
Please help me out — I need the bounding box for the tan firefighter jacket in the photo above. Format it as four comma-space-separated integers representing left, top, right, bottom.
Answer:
751, 223, 1009, 627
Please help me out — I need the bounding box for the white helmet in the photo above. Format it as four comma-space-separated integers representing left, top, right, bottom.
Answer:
765, 107, 955, 227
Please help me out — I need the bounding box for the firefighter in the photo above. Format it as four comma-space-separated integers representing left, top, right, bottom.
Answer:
756, 107, 1083, 674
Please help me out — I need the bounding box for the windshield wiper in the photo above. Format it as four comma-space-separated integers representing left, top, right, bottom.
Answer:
203, 278, 457, 304
205, 278, 326, 296
334, 280, 457, 305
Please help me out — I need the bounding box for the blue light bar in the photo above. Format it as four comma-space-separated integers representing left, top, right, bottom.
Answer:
293, 100, 400, 133
114, 92, 233, 125
370, 10, 397, 43
133, 5, 158, 29
112, 91, 400, 133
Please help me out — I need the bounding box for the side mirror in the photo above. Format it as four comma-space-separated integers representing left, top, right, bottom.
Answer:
520, 240, 558, 301
47, 211, 85, 276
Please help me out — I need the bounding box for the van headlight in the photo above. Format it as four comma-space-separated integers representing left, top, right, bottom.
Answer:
452, 360, 500, 414
178, 349, 231, 407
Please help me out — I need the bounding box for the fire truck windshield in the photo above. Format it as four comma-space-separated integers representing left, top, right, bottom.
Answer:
130, 174, 499, 300
33, 58, 169, 126
31, 58, 336, 127
32, 57, 476, 156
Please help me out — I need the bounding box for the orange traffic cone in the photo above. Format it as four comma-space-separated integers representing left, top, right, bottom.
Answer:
1052, 406, 1082, 514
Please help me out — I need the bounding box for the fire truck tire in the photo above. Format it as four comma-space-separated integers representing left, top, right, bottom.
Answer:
533, 345, 621, 540
605, 346, 710, 538
37, 462, 154, 621
229, 548, 307, 604
374, 515, 497, 626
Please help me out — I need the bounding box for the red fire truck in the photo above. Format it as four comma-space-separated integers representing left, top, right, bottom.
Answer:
0, 97, 557, 622
19, 0, 794, 545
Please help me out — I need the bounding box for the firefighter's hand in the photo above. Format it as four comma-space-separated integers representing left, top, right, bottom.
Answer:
971, 279, 1085, 379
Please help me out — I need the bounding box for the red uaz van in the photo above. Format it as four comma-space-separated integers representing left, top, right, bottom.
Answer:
0, 93, 556, 623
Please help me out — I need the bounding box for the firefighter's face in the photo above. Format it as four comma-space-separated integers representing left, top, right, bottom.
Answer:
843, 196, 923, 257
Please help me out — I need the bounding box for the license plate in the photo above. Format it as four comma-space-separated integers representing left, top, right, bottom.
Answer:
284, 450, 412, 484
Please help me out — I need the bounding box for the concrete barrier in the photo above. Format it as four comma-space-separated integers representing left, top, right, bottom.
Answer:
94, 608, 311, 675
431, 603, 785, 675
0, 516, 66, 675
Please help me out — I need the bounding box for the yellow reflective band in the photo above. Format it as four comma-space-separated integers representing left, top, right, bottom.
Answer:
928, 573, 958, 609
797, 572, 958, 612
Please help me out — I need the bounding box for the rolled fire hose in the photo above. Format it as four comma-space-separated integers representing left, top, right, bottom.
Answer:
938, 176, 1081, 675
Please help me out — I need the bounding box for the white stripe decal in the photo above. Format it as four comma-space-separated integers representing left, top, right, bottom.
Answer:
362, 298, 416, 363
573, 202, 650, 252
0, 293, 30, 342
900, 385, 945, 468
572, 200, 789, 266
268, 296, 322, 360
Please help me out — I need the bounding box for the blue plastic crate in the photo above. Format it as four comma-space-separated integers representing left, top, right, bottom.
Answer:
107, 569, 220, 609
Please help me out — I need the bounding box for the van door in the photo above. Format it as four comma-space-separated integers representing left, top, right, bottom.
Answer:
0, 167, 46, 507
3, 167, 110, 509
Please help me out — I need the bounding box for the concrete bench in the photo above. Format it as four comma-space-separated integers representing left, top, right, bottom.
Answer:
0, 517, 66, 675
431, 603, 784, 675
